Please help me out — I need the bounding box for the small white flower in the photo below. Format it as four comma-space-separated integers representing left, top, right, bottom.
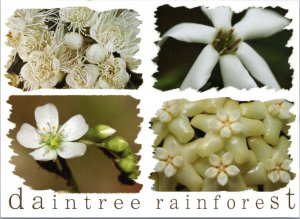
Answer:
156, 100, 185, 123
205, 152, 240, 186
97, 56, 130, 89
66, 64, 99, 88
267, 100, 293, 120
17, 103, 89, 161
85, 43, 108, 64
63, 32, 84, 50
90, 10, 141, 61
20, 46, 61, 90
154, 144, 183, 177
160, 7, 290, 90
264, 150, 292, 184
59, 7, 97, 33
210, 109, 242, 138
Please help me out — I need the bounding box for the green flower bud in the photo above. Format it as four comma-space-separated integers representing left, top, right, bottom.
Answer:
116, 157, 136, 173
128, 171, 140, 180
86, 124, 116, 141
106, 136, 129, 153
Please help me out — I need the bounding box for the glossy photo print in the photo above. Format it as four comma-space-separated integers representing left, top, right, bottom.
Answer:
151, 98, 295, 191
154, 6, 293, 91
5, 7, 142, 90
9, 96, 142, 193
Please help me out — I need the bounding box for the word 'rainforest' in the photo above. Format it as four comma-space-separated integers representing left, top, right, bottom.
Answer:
9, 187, 296, 211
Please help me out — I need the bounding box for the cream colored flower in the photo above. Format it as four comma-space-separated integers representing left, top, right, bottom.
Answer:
267, 100, 293, 120
154, 144, 183, 177
156, 100, 185, 123
210, 109, 242, 138
90, 10, 141, 61
66, 64, 99, 88
59, 7, 97, 33
97, 56, 130, 89
205, 152, 240, 186
20, 46, 61, 90
264, 150, 292, 184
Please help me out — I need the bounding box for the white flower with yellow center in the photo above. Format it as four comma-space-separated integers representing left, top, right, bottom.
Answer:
17, 103, 89, 161
20, 46, 61, 90
210, 109, 242, 138
89, 10, 141, 67
97, 56, 130, 89
160, 7, 290, 90
264, 150, 292, 184
266, 100, 293, 120
156, 100, 185, 123
59, 7, 97, 33
154, 144, 184, 177
205, 152, 240, 186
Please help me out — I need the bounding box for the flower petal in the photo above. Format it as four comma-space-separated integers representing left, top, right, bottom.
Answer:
172, 155, 183, 167
59, 115, 89, 141
267, 170, 280, 183
226, 165, 240, 176
160, 23, 216, 46
230, 122, 242, 134
220, 126, 231, 138
181, 45, 219, 90
234, 8, 290, 40
217, 172, 228, 186
35, 103, 59, 134
219, 54, 257, 89
222, 152, 233, 166
279, 170, 291, 183
210, 119, 223, 132
157, 109, 171, 123
281, 159, 292, 171
29, 146, 57, 161
154, 161, 166, 172
209, 154, 220, 166
264, 159, 276, 171
57, 142, 87, 159
236, 42, 280, 89
164, 163, 177, 177
217, 108, 227, 122
202, 6, 233, 29
229, 110, 240, 122
17, 123, 42, 149
205, 167, 219, 178
155, 147, 168, 160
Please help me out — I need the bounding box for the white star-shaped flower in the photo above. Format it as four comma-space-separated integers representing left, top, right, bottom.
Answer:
154, 143, 184, 178
264, 150, 292, 184
156, 99, 185, 123
210, 109, 242, 138
160, 7, 290, 90
266, 100, 293, 120
205, 152, 240, 186
17, 103, 89, 161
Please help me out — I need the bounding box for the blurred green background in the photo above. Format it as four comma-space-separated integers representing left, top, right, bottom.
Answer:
9, 95, 142, 193
154, 5, 293, 91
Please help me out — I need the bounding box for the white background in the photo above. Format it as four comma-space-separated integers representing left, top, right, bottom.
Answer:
1, 0, 299, 217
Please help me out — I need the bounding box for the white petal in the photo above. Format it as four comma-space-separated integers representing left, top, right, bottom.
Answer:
230, 122, 242, 134
278, 109, 291, 120
172, 156, 183, 167
29, 146, 57, 161
220, 127, 231, 138
264, 159, 276, 171
164, 163, 177, 177
180, 45, 219, 90
281, 159, 292, 171
217, 172, 228, 186
209, 154, 221, 166
202, 6, 233, 29
219, 54, 257, 89
268, 171, 280, 183
234, 8, 290, 40
155, 147, 168, 160
236, 42, 280, 89
210, 120, 223, 131
157, 110, 171, 123
154, 161, 167, 172
226, 165, 240, 176
35, 103, 59, 134
217, 108, 227, 122
57, 142, 87, 159
205, 167, 219, 178
17, 123, 42, 149
222, 152, 233, 166
229, 110, 240, 122
160, 23, 216, 46
59, 115, 89, 141
279, 170, 291, 183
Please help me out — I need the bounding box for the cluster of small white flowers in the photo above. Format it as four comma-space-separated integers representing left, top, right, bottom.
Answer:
6, 7, 141, 90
